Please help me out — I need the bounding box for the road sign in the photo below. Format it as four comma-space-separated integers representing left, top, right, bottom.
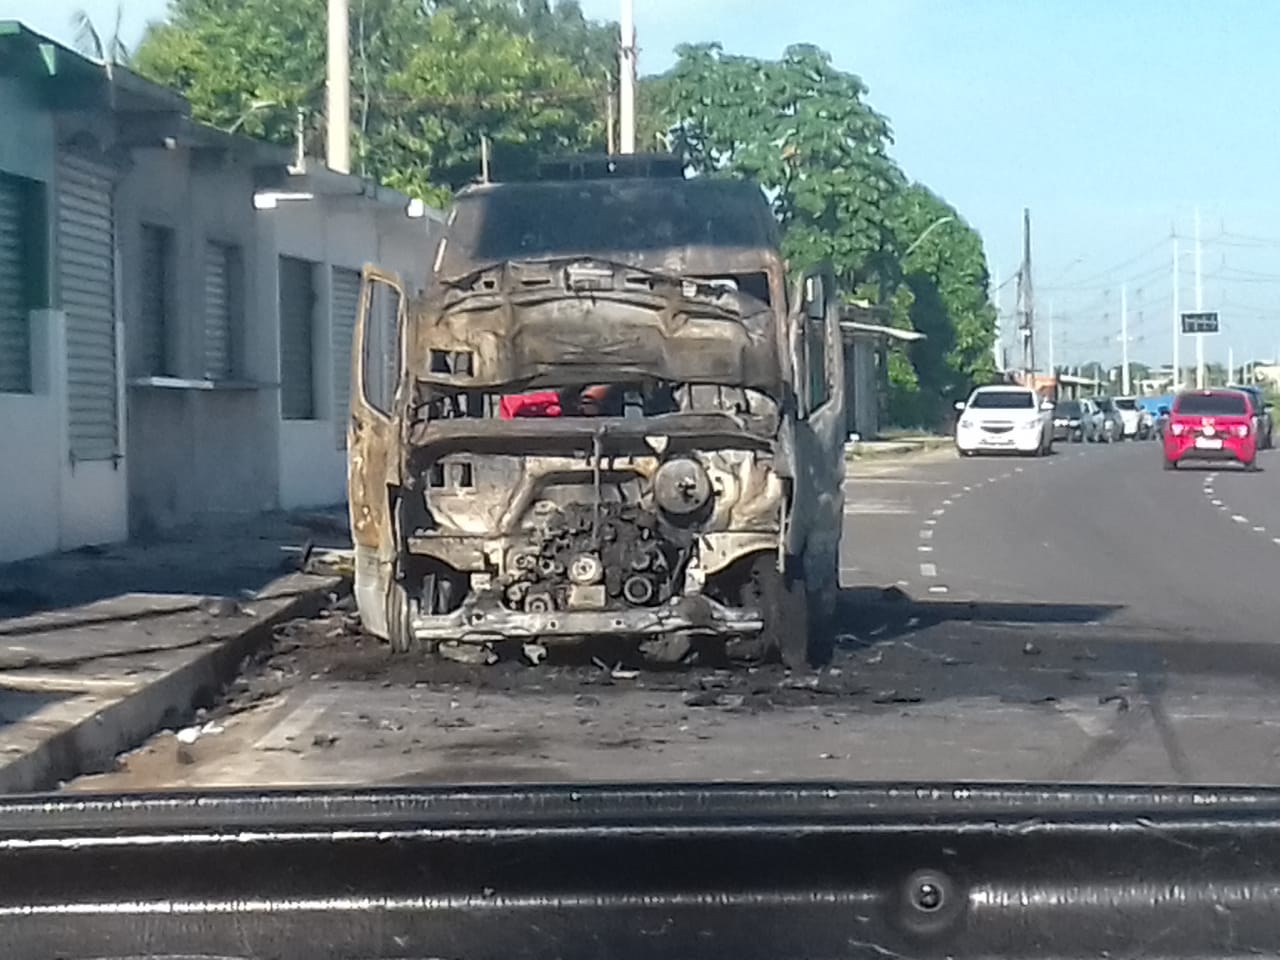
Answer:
1181, 311, 1219, 335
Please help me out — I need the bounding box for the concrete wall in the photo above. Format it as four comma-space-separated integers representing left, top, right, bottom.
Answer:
265, 200, 438, 511
118, 147, 279, 534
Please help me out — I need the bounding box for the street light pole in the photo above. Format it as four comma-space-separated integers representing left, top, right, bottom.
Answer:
902, 216, 955, 260
326, 0, 350, 173
618, 0, 637, 154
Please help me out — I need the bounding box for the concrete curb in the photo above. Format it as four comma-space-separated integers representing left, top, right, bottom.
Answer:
845, 437, 953, 460
0, 572, 344, 793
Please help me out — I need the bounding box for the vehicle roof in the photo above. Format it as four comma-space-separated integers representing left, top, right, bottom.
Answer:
971, 384, 1035, 393
438, 176, 782, 279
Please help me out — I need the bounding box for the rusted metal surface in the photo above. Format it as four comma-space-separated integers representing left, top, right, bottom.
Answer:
4, 782, 1280, 959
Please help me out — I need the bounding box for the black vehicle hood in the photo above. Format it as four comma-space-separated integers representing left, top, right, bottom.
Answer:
3, 782, 1279, 960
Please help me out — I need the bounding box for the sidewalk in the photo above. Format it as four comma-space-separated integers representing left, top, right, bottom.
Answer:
0, 509, 351, 792
845, 435, 954, 460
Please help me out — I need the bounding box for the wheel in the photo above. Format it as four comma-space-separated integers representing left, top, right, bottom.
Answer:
758, 555, 831, 669
386, 579, 415, 653
1163, 457, 1177, 471
1245, 457, 1260, 472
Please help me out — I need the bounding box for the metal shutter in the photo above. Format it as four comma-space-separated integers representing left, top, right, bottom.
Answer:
331, 266, 360, 447
58, 154, 117, 462
278, 256, 316, 419
0, 175, 28, 393
136, 224, 171, 377
204, 241, 233, 379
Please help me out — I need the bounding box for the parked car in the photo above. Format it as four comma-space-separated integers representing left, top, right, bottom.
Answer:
955, 385, 1055, 456
1163, 389, 1258, 471
1078, 397, 1101, 442
1090, 396, 1124, 442
1114, 396, 1151, 439
1138, 395, 1172, 439
1052, 399, 1086, 442
1229, 384, 1273, 449
1153, 404, 1171, 439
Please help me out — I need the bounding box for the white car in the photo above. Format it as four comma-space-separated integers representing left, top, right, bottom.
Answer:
955, 385, 1055, 457
1114, 396, 1150, 439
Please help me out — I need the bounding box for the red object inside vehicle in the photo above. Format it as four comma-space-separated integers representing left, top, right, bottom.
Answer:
499, 391, 563, 419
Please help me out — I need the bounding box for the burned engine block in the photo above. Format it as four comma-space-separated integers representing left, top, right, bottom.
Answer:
500, 502, 690, 613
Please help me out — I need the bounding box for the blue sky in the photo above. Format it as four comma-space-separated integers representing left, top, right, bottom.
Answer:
15, 0, 1280, 367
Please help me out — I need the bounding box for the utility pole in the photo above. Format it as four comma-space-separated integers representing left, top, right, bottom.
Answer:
618, 0, 637, 154
1171, 233, 1180, 390
992, 265, 1002, 371
1195, 207, 1205, 388
1017, 208, 1035, 380
1228, 345, 1235, 385
1047, 299, 1055, 373
1121, 284, 1131, 395
326, 0, 350, 173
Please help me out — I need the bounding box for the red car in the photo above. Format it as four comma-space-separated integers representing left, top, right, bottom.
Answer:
1163, 389, 1259, 470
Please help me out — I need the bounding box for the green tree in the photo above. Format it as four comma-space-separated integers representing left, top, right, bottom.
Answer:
133, 0, 613, 200
889, 183, 997, 423
648, 43, 903, 296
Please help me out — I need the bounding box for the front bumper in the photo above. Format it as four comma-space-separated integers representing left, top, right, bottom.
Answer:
410, 593, 764, 645
956, 427, 1042, 453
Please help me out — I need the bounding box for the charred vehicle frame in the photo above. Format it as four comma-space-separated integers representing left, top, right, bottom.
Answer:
348, 157, 847, 667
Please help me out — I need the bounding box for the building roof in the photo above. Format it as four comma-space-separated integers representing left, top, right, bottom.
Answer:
0, 20, 186, 113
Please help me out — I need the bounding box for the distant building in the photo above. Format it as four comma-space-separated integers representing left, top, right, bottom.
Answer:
0, 22, 442, 561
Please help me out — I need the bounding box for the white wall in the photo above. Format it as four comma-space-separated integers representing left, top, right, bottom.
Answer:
267, 199, 439, 511
0, 311, 63, 561
119, 147, 279, 534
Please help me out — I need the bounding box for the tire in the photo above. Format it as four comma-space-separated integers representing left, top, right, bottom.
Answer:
386, 579, 415, 653
1245, 457, 1260, 472
1163, 457, 1177, 471
759, 555, 831, 670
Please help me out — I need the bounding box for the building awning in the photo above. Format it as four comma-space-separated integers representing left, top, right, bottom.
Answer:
253, 163, 445, 221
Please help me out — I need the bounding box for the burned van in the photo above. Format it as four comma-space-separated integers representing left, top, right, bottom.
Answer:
348, 157, 845, 667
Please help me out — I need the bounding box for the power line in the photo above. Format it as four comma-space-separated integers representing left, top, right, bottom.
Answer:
1039, 236, 1169, 291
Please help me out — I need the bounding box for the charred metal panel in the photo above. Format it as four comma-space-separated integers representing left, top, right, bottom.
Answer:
1, 783, 1279, 959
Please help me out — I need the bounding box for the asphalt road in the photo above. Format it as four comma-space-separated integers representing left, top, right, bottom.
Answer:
72, 436, 1280, 790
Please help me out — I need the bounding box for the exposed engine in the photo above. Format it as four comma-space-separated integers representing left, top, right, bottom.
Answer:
499, 458, 715, 614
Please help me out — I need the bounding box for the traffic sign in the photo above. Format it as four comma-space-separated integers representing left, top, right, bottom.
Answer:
1181, 311, 1219, 335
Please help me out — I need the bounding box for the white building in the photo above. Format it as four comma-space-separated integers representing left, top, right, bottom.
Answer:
0, 22, 442, 561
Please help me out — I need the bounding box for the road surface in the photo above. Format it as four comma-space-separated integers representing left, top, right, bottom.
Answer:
73, 439, 1280, 789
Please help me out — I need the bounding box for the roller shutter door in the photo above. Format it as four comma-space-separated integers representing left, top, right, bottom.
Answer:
331, 266, 360, 446
204, 241, 233, 379
58, 155, 117, 462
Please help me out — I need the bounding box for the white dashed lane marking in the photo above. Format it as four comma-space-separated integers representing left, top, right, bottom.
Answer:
1233, 515, 1248, 524
925, 518, 937, 526
1254, 526, 1266, 533
932, 508, 946, 516
919, 529, 933, 539
928, 585, 949, 594
920, 563, 938, 578
918, 545, 933, 553
1211, 500, 1223, 506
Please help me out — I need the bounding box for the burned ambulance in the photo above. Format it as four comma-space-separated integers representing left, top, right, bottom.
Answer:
348, 156, 846, 667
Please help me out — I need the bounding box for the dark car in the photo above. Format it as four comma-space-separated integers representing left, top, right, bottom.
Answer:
1229, 384, 1273, 449
1052, 399, 1086, 442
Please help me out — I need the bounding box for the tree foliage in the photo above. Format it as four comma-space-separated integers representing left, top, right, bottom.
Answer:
646, 45, 998, 427
133, 0, 615, 203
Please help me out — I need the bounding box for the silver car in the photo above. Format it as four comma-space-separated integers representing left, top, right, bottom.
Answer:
1083, 396, 1123, 442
